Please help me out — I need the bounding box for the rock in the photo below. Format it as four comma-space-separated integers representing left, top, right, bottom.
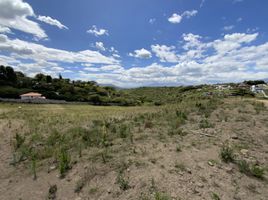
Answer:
208, 161, 214, 166
231, 135, 238, 139
196, 182, 204, 188
225, 166, 233, 173
240, 149, 248, 155
186, 168, 192, 174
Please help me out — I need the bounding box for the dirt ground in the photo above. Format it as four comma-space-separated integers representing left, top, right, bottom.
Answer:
0, 98, 267, 200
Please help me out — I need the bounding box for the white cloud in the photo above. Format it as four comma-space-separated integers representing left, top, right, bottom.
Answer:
200, 0, 206, 8
95, 42, 105, 51
168, 13, 182, 24
223, 25, 235, 31
37, 15, 68, 29
151, 45, 178, 62
0, 0, 47, 39
87, 25, 109, 37
168, 10, 198, 24
129, 48, 152, 59
0, 25, 12, 34
0, 34, 119, 66
182, 10, 198, 18
2, 32, 268, 88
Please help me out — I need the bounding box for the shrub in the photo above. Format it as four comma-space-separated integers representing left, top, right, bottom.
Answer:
220, 144, 235, 163
237, 160, 265, 179
250, 165, 265, 179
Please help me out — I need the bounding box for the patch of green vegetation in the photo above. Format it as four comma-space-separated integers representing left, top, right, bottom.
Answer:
116, 173, 130, 191
211, 192, 221, 200
59, 148, 71, 177
220, 143, 235, 163
199, 118, 214, 129
154, 191, 172, 200
237, 160, 265, 179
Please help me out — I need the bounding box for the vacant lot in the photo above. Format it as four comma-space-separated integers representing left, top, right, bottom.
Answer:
0, 98, 267, 200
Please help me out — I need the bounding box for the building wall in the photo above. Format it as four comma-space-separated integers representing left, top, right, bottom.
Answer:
21, 96, 41, 100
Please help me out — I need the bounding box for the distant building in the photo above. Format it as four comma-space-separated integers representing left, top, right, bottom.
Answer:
215, 84, 232, 90
251, 84, 268, 93
20, 92, 46, 100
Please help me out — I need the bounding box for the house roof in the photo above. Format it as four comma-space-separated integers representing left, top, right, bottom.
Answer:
20, 92, 42, 97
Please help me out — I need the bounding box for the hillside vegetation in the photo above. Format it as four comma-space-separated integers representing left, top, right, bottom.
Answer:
0, 93, 268, 199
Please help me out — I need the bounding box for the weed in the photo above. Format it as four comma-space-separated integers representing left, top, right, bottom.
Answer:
237, 160, 265, 179
14, 133, 25, 150
220, 143, 235, 163
154, 191, 171, 200
116, 173, 130, 191
199, 118, 214, 129
48, 184, 57, 200
250, 164, 265, 179
59, 148, 71, 177
211, 192, 220, 200
176, 145, 182, 152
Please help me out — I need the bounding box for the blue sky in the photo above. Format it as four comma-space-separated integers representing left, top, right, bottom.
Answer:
0, 0, 268, 87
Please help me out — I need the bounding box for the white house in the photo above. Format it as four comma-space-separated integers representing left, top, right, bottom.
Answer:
20, 92, 46, 100
250, 84, 266, 93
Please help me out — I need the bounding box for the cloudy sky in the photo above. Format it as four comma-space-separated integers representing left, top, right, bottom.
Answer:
0, 0, 268, 87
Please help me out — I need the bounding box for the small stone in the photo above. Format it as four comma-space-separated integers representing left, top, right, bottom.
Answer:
196, 182, 204, 188
240, 149, 248, 155
186, 168, 192, 174
231, 135, 238, 139
107, 189, 111, 194
225, 166, 233, 173
208, 161, 214, 166
50, 165, 56, 170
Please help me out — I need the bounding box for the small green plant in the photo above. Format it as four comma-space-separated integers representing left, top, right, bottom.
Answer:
237, 160, 265, 179
176, 145, 182, 152
48, 184, 57, 200
199, 118, 214, 129
250, 164, 265, 179
14, 133, 25, 150
30, 150, 37, 180
220, 144, 235, 163
154, 191, 171, 200
211, 192, 220, 200
59, 148, 71, 177
116, 173, 130, 191
237, 159, 250, 174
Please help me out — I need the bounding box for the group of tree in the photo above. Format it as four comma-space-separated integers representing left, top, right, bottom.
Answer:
0, 65, 138, 106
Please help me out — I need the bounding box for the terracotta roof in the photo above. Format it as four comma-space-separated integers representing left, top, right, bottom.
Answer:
20, 92, 42, 97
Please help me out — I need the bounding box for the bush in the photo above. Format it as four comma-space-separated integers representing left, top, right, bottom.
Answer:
220, 144, 235, 163
237, 160, 265, 179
